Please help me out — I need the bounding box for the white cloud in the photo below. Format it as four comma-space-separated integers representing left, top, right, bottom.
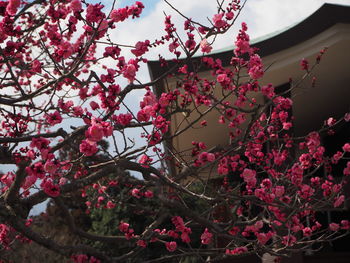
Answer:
110, 1, 349, 46
243, 0, 350, 39
107, 0, 350, 70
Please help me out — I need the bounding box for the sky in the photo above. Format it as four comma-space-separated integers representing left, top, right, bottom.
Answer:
93, 0, 350, 83
105, 0, 350, 50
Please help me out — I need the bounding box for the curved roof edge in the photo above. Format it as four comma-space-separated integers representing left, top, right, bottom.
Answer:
148, 3, 350, 82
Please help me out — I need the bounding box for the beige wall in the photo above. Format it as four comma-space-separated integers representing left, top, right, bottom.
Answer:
261, 23, 350, 136
162, 23, 350, 178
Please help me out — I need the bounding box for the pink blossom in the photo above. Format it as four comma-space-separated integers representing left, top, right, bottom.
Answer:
73, 106, 84, 116
200, 228, 213, 245
26, 149, 36, 160
200, 39, 212, 53
140, 91, 157, 108
344, 161, 350, 176
167, 230, 179, 239
45, 111, 62, 126
254, 221, 263, 230
302, 227, 312, 237
181, 230, 191, 243
172, 216, 185, 231
6, 0, 20, 16
234, 23, 251, 56
79, 139, 98, 156
274, 186, 285, 197
229, 227, 240, 236
59, 177, 67, 185
242, 168, 257, 186
169, 41, 179, 52
185, 33, 196, 51
71, 254, 88, 263
225, 247, 248, 255
42, 180, 60, 197
158, 93, 170, 108
131, 40, 150, 57
198, 152, 215, 163
119, 222, 129, 233
299, 184, 315, 199
98, 19, 108, 32
26, 162, 45, 179
178, 65, 187, 74
153, 115, 169, 133
291, 164, 304, 186
44, 160, 58, 174
58, 41, 74, 59
329, 223, 340, 231
234, 38, 251, 56
110, 8, 128, 22
282, 235, 296, 246
131, 188, 141, 199
218, 159, 229, 175
70, 0, 82, 12
334, 195, 345, 208
326, 117, 336, 126
129, 1, 144, 18
272, 149, 287, 166
344, 113, 350, 122
226, 11, 234, 20
341, 220, 350, 230
212, 13, 226, 28
165, 241, 177, 252
58, 100, 73, 112
116, 113, 133, 126
299, 153, 311, 169
305, 131, 321, 153
248, 54, 263, 79
207, 153, 215, 162
261, 84, 275, 98
123, 62, 137, 83
97, 196, 104, 204
90, 101, 100, 110
138, 154, 152, 167
283, 122, 292, 130
0, 224, 11, 249
106, 201, 116, 209
300, 58, 309, 71
103, 46, 121, 59
0, 172, 14, 187
22, 175, 37, 189
342, 143, 350, 152
217, 74, 227, 83
86, 4, 105, 24
332, 151, 343, 163
31, 60, 42, 73
137, 108, 151, 122
101, 121, 113, 137
71, 254, 100, 263
144, 190, 153, 198
256, 232, 272, 245
137, 105, 155, 121
260, 178, 272, 189
137, 240, 147, 248
86, 124, 104, 142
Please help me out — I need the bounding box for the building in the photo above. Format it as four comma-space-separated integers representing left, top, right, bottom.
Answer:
148, 4, 350, 262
